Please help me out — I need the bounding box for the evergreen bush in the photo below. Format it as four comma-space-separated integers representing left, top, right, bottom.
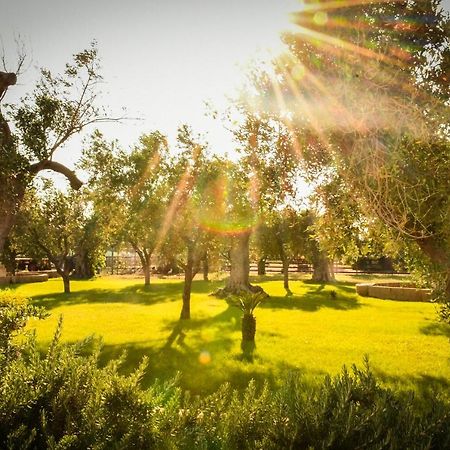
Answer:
0, 290, 449, 449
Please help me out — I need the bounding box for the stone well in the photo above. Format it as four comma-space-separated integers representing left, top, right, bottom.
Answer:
356, 282, 431, 302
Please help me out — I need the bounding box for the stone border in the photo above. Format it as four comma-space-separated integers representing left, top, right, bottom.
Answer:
356, 282, 431, 302
0, 273, 49, 285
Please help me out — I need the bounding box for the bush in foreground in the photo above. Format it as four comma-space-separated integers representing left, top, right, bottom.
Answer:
0, 290, 449, 449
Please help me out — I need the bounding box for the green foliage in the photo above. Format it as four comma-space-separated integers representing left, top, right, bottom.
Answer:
14, 275, 450, 395
0, 299, 449, 449
229, 291, 265, 316
160, 126, 216, 273
274, 359, 450, 449
0, 238, 18, 275
11, 182, 107, 283
0, 290, 47, 365
255, 208, 315, 263
15, 186, 84, 291
0, 292, 180, 448
8, 42, 104, 163
81, 130, 185, 284
233, 113, 300, 213
249, 0, 450, 313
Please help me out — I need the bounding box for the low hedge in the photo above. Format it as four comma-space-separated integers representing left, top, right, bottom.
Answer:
1, 290, 449, 449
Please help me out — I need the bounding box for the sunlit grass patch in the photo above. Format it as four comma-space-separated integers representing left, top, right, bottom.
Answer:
9, 274, 450, 396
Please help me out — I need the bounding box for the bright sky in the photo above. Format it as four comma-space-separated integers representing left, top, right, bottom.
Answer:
1, 0, 299, 174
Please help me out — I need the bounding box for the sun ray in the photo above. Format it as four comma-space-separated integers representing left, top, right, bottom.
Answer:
293, 0, 403, 14
271, 61, 333, 151
129, 150, 161, 199
293, 24, 402, 67
153, 148, 200, 253
271, 0, 439, 140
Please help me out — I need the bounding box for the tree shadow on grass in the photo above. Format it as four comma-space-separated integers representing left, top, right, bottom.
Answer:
373, 367, 450, 404
162, 304, 242, 337
100, 304, 297, 393
29, 279, 222, 311
99, 334, 318, 395
259, 288, 363, 312
420, 321, 450, 338
298, 280, 356, 295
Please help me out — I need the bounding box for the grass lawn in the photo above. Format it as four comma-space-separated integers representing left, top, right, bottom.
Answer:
8, 273, 450, 396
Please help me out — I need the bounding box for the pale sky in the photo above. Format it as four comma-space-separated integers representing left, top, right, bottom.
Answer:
2, 0, 449, 184
1, 0, 299, 176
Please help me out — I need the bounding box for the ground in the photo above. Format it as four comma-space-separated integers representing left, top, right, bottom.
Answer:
9, 273, 450, 396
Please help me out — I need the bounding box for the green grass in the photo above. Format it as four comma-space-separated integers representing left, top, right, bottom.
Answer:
8, 274, 450, 396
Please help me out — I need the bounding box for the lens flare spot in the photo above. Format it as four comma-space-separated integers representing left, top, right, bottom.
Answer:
199, 350, 211, 365
313, 11, 328, 26
291, 63, 306, 80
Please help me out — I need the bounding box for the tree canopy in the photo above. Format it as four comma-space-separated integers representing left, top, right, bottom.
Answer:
0, 43, 112, 256
246, 0, 450, 314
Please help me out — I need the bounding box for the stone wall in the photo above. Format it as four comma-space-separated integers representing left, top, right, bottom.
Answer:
356, 282, 431, 302
0, 273, 49, 285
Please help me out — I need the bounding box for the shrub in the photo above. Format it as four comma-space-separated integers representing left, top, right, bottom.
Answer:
272, 359, 450, 449
0, 291, 449, 449
0, 290, 47, 366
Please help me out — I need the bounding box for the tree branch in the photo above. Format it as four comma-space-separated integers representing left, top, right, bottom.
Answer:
0, 71, 17, 101
29, 160, 83, 189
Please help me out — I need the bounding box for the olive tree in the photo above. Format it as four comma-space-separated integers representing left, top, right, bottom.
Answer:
82, 131, 178, 286
0, 43, 113, 256
251, 0, 450, 314
18, 186, 86, 293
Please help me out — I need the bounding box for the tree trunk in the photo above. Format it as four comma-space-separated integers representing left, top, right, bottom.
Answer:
416, 237, 450, 299
180, 275, 192, 319
74, 248, 95, 279
213, 234, 266, 297
311, 251, 335, 283
242, 313, 256, 341
202, 251, 209, 281
228, 232, 250, 289
62, 273, 71, 293
277, 238, 292, 295
282, 257, 291, 295
133, 245, 151, 286
215, 232, 264, 296
0, 181, 26, 256
143, 263, 151, 286
0, 74, 21, 256
0, 211, 15, 256
257, 257, 266, 275
180, 243, 195, 320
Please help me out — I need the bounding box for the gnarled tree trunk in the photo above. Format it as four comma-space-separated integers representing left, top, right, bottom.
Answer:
1, 72, 25, 257
227, 232, 251, 291
311, 251, 335, 283
62, 273, 71, 294
215, 232, 265, 297
133, 245, 152, 286
0, 71, 83, 257
417, 237, 450, 299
